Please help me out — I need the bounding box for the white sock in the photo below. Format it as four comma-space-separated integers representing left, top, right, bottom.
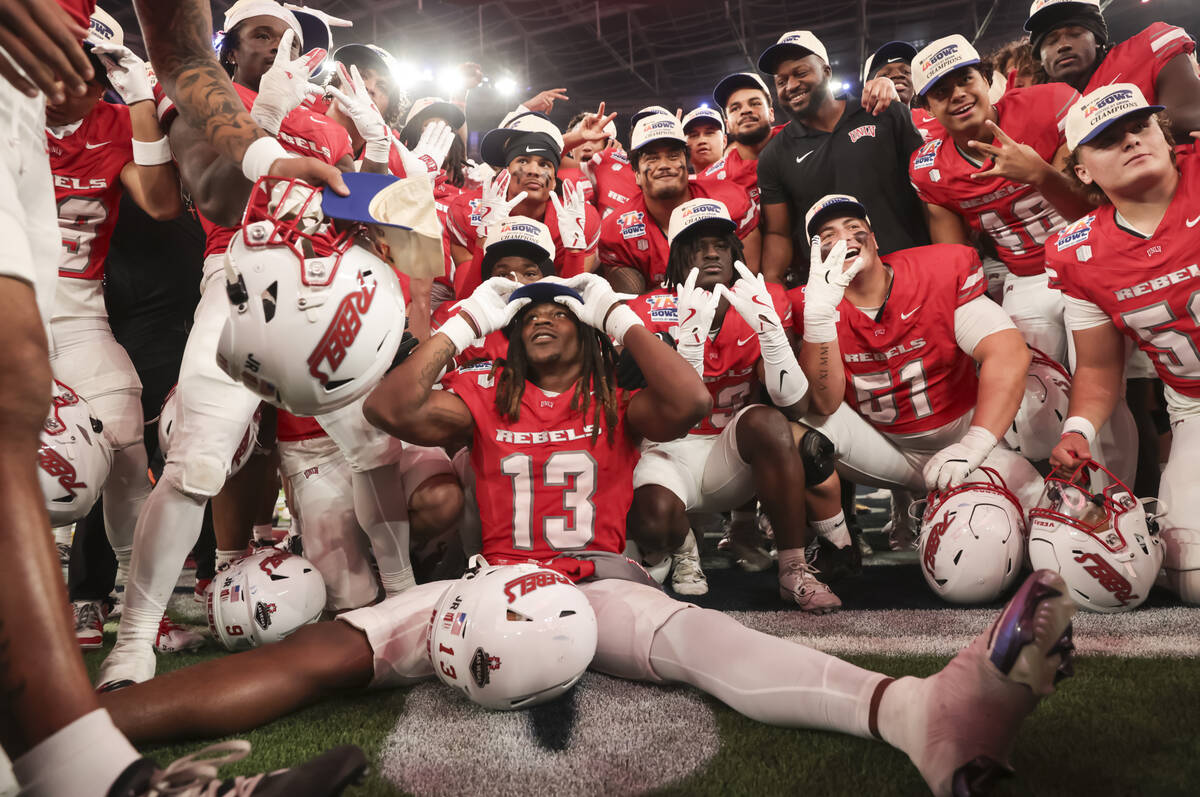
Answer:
252, 523, 275, 543
812, 510, 851, 548
874, 675, 927, 758
53, 526, 72, 547
352, 465, 413, 597
648, 607, 886, 736
12, 709, 140, 797
215, 548, 243, 570
378, 566, 416, 595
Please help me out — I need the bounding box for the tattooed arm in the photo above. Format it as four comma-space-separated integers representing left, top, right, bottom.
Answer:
364, 334, 475, 450
131, 0, 346, 193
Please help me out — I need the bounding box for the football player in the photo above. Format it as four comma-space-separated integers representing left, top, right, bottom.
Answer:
861, 40, 944, 142
908, 34, 1089, 365
446, 111, 601, 296
599, 114, 759, 294
792, 195, 1047, 584
95, 276, 1078, 797
568, 103, 638, 220
627, 199, 844, 609
705, 72, 782, 214
1046, 84, 1200, 604
1025, 0, 1200, 137
681, 107, 726, 172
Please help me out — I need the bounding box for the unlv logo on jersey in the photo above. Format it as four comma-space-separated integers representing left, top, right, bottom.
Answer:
306, 281, 377, 386
1074, 552, 1138, 606
922, 511, 955, 579
37, 445, 86, 502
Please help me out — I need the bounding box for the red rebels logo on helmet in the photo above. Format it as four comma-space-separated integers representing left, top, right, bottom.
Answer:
1074, 552, 1138, 606
37, 445, 86, 501
502, 570, 572, 603
307, 281, 378, 386
258, 551, 290, 577
922, 511, 955, 578
43, 381, 81, 436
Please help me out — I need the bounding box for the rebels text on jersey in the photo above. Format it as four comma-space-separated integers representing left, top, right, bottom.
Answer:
49, 101, 133, 282
599, 181, 759, 289
632, 283, 792, 435
443, 363, 638, 560
1046, 145, 1200, 399
1084, 22, 1195, 105
789, 245, 987, 434
910, 84, 1079, 277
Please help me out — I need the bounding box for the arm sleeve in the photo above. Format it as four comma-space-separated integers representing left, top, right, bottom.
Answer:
1063, 293, 1114, 332
954, 295, 1017, 358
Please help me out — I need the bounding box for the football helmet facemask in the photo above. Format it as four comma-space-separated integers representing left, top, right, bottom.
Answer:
1004, 346, 1071, 461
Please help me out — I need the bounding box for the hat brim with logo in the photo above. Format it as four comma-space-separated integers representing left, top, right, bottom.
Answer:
667, 198, 737, 248
482, 217, 557, 277
1065, 83, 1163, 152
630, 115, 687, 154
681, 108, 725, 134
757, 30, 829, 75
713, 72, 772, 110
862, 40, 918, 84
479, 111, 565, 169
804, 194, 871, 238
912, 34, 981, 97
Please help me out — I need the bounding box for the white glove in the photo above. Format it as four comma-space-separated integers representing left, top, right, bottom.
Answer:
556, 273, 641, 345
325, 63, 390, 163
802, 236, 867, 343
674, 268, 719, 375
406, 119, 455, 176
438, 277, 526, 352
282, 4, 353, 27
90, 42, 153, 105
923, 426, 998, 491
465, 159, 495, 188
549, 179, 588, 250
250, 30, 326, 135
720, 262, 809, 407
475, 170, 527, 230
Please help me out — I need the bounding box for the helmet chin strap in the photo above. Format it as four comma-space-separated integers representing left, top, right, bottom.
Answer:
223, 250, 249, 308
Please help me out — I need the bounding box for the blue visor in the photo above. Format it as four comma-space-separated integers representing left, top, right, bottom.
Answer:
320, 172, 413, 230
508, 282, 583, 306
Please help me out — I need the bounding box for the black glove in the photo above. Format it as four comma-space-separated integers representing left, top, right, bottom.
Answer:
616, 332, 675, 390
387, 330, 420, 372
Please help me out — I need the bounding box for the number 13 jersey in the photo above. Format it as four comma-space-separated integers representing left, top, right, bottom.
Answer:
443, 363, 639, 560
909, 84, 1078, 277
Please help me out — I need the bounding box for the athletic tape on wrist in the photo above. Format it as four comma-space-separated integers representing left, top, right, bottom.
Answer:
439, 314, 479, 354
132, 136, 172, 166
605, 305, 642, 346
241, 137, 294, 182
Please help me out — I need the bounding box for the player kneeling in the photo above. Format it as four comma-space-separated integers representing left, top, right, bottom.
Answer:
626, 199, 844, 610
96, 277, 1078, 796
793, 194, 1045, 604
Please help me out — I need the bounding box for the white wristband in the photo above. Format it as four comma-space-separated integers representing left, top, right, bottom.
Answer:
132, 136, 172, 166
364, 137, 391, 165
1062, 416, 1096, 445
241, 136, 295, 182
604, 304, 642, 346
802, 307, 838, 343
438, 314, 479, 354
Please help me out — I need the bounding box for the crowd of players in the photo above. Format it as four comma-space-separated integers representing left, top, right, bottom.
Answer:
4, 0, 1200, 794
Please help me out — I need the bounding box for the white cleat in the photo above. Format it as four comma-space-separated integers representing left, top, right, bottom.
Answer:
670, 530, 709, 596
96, 640, 157, 693
906, 569, 1076, 796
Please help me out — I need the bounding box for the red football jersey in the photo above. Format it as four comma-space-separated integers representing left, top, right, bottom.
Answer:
789, 245, 986, 434
277, 410, 325, 442
632, 283, 791, 435
697, 146, 762, 213
443, 362, 639, 559
911, 107, 945, 143
910, 84, 1079, 277
57, 0, 93, 27
557, 166, 595, 205
599, 181, 759, 289
1086, 23, 1195, 105
194, 83, 352, 258
444, 188, 601, 274
432, 173, 464, 291
590, 145, 639, 218
49, 101, 133, 284
1046, 145, 1200, 399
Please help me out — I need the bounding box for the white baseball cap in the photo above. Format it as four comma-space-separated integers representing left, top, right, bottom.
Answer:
681, 107, 725, 134
804, 194, 871, 238
713, 72, 772, 110
758, 30, 829, 74
1065, 83, 1163, 151
912, 34, 982, 97
86, 6, 123, 47
484, 216, 556, 266
1025, 0, 1101, 32
667, 198, 736, 247
629, 105, 673, 128
223, 0, 304, 43
479, 110, 565, 168
630, 115, 687, 153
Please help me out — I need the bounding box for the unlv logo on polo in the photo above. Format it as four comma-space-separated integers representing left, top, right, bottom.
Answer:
37, 445, 86, 502
1074, 552, 1138, 606
922, 511, 955, 578
306, 280, 377, 386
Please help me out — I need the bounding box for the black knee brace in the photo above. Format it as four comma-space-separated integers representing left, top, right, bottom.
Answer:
798, 427, 836, 487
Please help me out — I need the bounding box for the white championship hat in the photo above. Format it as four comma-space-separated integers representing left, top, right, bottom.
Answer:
758, 30, 829, 74
804, 193, 871, 238
630, 115, 687, 152
667, 198, 736, 247
483, 216, 556, 264
86, 6, 123, 47
681, 107, 725, 133
912, 35, 982, 97
1065, 83, 1163, 151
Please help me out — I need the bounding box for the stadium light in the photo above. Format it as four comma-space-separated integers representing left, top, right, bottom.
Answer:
495, 76, 518, 96
392, 61, 417, 90
699, 101, 710, 109
437, 66, 464, 94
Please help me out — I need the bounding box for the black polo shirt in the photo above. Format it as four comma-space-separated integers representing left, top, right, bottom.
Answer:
757, 95, 928, 267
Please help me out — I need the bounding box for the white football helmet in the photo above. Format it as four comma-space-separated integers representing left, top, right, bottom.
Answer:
206, 548, 327, 651
1028, 460, 1163, 613
915, 468, 1026, 604
1004, 347, 1071, 461
216, 177, 406, 416
157, 385, 262, 476
38, 380, 112, 527
429, 561, 598, 710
